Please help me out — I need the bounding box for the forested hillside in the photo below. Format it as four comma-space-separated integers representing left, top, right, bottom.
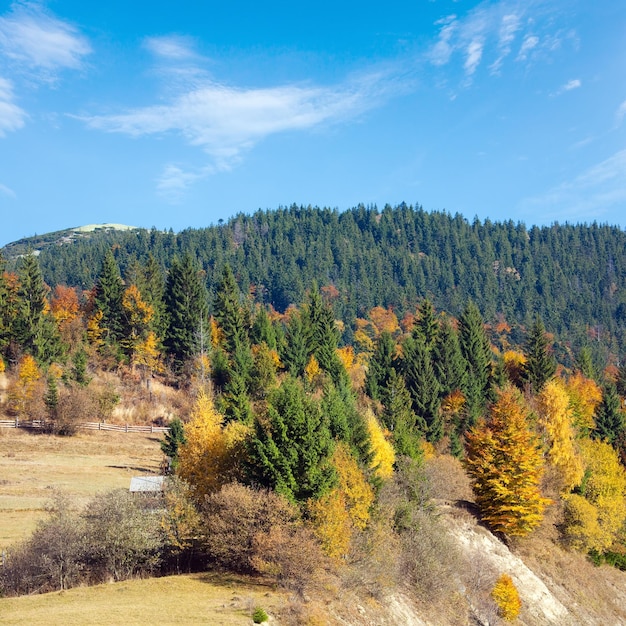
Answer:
2, 206, 626, 623
4, 204, 626, 364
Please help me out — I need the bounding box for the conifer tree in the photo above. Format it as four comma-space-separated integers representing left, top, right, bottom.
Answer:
364, 331, 395, 402
164, 254, 208, 369
433, 317, 467, 398
381, 368, 425, 459
281, 310, 310, 378
246, 376, 336, 503
401, 335, 442, 442
521, 316, 556, 393
413, 298, 438, 351
616, 360, 626, 399
458, 301, 493, 427
592, 382, 624, 445
465, 387, 550, 537
160, 417, 187, 471
93, 249, 125, 347
15, 254, 62, 364
303, 284, 346, 385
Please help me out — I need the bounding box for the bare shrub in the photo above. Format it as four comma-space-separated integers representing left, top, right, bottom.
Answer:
200, 482, 300, 575
83, 490, 165, 582
53, 386, 98, 435
424, 454, 473, 502
251, 523, 329, 596
0, 494, 85, 596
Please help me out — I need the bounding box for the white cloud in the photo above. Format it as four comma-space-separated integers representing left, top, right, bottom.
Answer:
521, 150, 626, 223
156, 163, 215, 202
81, 72, 395, 171
562, 78, 581, 91
464, 38, 484, 76
0, 182, 16, 198
0, 77, 27, 136
144, 35, 198, 61
0, 1, 91, 77
428, 0, 565, 83
516, 34, 539, 60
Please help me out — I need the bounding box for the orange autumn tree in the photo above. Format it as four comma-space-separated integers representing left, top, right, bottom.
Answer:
465, 387, 550, 537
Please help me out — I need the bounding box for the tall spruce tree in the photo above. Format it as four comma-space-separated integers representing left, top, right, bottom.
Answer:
365, 331, 396, 402
433, 317, 467, 398
401, 335, 442, 442
246, 376, 336, 502
164, 253, 208, 369
522, 316, 557, 393
592, 382, 624, 445
413, 298, 438, 351
15, 254, 62, 364
94, 250, 125, 347
303, 284, 346, 385
458, 301, 493, 427
381, 368, 425, 459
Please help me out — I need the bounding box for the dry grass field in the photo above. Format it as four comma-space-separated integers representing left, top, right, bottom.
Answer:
0, 428, 163, 548
0, 573, 287, 625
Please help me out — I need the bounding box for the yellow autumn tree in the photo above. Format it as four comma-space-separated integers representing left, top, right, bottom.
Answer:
537, 379, 584, 493
177, 389, 248, 501
308, 443, 375, 559
491, 573, 522, 621
565, 372, 602, 435
465, 387, 550, 537
561, 438, 626, 552
366, 410, 395, 480
8, 354, 42, 417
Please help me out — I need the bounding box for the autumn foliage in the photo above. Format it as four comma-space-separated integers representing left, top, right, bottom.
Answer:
465, 387, 550, 536
491, 573, 522, 621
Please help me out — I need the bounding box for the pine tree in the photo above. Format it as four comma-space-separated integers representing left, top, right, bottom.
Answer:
433, 317, 467, 397
164, 254, 208, 369
15, 254, 62, 364
401, 335, 442, 442
465, 387, 550, 537
93, 249, 125, 347
364, 331, 395, 402
413, 298, 438, 351
246, 376, 336, 503
281, 310, 310, 378
592, 382, 624, 445
303, 284, 346, 385
160, 417, 187, 471
521, 316, 556, 393
458, 301, 493, 427
381, 368, 425, 459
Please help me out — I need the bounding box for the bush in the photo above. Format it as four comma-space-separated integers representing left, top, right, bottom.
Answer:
83, 490, 165, 582
252, 607, 269, 623
201, 482, 299, 574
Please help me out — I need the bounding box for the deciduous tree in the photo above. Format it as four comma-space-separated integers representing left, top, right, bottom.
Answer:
465, 387, 550, 537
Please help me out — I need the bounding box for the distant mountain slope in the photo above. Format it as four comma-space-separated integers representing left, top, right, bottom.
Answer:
2, 223, 138, 259
3, 205, 626, 362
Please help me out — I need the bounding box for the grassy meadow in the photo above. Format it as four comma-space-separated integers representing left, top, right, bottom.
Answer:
0, 573, 286, 625
0, 428, 163, 547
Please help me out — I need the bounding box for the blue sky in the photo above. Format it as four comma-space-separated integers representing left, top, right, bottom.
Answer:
1, 0, 625, 246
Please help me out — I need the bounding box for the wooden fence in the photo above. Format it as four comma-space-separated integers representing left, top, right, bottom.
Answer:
0, 418, 170, 434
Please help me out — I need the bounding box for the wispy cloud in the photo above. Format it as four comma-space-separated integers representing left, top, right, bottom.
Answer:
0, 77, 27, 136
156, 163, 215, 202
552, 78, 582, 97
0, 1, 91, 79
144, 35, 198, 61
521, 150, 626, 223
429, 0, 573, 84
81, 71, 397, 171
0, 182, 17, 198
